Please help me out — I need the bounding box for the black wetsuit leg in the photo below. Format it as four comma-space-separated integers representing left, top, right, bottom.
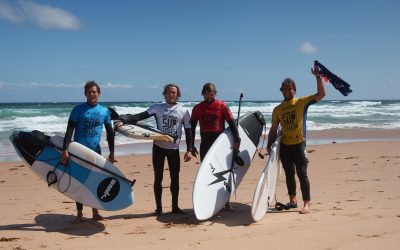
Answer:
280, 142, 310, 201
76, 148, 101, 211
199, 132, 221, 161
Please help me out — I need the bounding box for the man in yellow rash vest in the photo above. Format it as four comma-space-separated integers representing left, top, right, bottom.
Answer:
266, 64, 326, 214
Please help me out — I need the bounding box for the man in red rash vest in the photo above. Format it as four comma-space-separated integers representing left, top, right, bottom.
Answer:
191, 82, 241, 211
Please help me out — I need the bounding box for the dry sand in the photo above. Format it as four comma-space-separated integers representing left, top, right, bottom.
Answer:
1, 130, 400, 249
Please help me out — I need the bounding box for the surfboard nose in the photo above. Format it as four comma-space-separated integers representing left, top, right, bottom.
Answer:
9, 130, 20, 145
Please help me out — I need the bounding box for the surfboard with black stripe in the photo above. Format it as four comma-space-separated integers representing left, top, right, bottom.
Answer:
192, 111, 265, 220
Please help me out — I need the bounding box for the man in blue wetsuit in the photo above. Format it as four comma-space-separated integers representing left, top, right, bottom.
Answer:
60, 81, 115, 224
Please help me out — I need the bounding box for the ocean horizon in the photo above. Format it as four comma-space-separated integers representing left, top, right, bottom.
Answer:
1, 99, 400, 162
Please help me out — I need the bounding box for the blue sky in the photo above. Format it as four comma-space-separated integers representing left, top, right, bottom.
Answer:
0, 0, 399, 102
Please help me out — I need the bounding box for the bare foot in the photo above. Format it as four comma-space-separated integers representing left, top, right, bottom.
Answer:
224, 202, 234, 212
93, 213, 105, 221
72, 214, 83, 224
92, 208, 105, 221
300, 203, 311, 214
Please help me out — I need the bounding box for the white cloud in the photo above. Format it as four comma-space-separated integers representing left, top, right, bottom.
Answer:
0, 81, 135, 89
28, 82, 79, 88
148, 85, 160, 89
0, 0, 81, 30
298, 41, 318, 54
0, 0, 23, 23
102, 82, 134, 89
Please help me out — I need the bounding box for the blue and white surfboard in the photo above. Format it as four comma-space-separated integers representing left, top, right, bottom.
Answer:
10, 130, 134, 211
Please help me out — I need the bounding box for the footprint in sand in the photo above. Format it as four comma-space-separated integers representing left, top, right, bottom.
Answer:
0, 237, 20, 242
188, 242, 201, 247
344, 156, 359, 160
126, 231, 146, 235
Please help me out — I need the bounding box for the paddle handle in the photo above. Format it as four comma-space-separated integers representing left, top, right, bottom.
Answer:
236, 93, 243, 126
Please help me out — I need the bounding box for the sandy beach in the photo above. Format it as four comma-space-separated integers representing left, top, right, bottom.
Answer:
1, 129, 400, 250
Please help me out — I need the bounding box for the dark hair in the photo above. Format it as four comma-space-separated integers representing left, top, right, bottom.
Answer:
84, 80, 101, 94
162, 83, 181, 98
201, 82, 217, 95
280, 78, 296, 92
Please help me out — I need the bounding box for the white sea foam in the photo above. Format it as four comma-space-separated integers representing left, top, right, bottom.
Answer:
1, 100, 400, 162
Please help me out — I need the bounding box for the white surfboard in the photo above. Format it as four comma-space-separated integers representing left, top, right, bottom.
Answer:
10, 130, 135, 211
251, 133, 282, 221
114, 122, 174, 142
192, 111, 265, 220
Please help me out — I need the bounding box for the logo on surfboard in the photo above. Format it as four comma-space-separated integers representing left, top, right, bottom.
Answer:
208, 164, 233, 193
97, 177, 120, 202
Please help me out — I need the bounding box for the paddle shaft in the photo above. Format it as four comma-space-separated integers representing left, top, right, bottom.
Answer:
229, 93, 244, 193
236, 93, 244, 126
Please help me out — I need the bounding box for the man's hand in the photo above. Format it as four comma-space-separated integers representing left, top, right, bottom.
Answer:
191, 146, 198, 158
113, 120, 123, 128
60, 150, 69, 165
265, 147, 271, 156
108, 153, 117, 163
311, 64, 321, 78
232, 142, 240, 152
184, 151, 192, 162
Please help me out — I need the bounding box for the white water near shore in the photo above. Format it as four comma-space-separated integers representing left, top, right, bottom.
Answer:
1, 100, 400, 162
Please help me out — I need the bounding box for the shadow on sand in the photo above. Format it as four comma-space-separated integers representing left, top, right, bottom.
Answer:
154, 202, 258, 227
0, 213, 105, 236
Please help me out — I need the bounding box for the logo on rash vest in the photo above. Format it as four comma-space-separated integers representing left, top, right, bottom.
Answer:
97, 177, 120, 202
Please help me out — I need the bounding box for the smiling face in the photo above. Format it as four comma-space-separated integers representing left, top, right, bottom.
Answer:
164, 86, 179, 104
201, 82, 217, 103
85, 86, 100, 105
280, 78, 296, 101
203, 89, 216, 103
281, 84, 296, 101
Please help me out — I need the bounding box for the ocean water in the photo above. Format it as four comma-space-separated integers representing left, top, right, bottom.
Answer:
1, 100, 400, 162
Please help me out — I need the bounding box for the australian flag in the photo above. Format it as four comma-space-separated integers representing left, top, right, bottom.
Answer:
314, 60, 352, 96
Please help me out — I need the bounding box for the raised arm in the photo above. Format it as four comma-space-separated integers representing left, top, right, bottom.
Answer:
311, 64, 326, 102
